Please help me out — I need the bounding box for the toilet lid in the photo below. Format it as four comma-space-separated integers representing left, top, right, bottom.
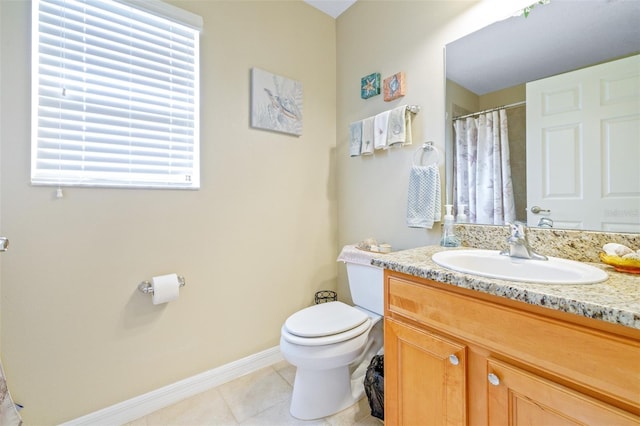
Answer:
284, 301, 368, 338
281, 318, 371, 346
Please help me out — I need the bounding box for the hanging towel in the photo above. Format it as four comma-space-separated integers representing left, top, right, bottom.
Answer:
387, 105, 413, 147
373, 110, 390, 150
361, 117, 375, 155
406, 163, 442, 229
349, 121, 363, 157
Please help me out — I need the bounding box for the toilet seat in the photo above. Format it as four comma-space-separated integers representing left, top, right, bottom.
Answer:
281, 320, 371, 346
282, 301, 371, 346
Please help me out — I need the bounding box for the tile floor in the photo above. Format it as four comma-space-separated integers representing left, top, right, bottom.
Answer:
123, 360, 382, 425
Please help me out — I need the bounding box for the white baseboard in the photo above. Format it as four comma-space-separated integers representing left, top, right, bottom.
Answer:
60, 346, 284, 426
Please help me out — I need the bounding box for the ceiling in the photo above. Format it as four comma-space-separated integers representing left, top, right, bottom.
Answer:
303, 0, 356, 18
446, 0, 640, 95
303, 1, 639, 94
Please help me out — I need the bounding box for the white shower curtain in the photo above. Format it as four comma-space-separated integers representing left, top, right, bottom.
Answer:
454, 109, 516, 225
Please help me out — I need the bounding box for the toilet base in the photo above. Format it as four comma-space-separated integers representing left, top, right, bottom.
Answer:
283, 317, 384, 420
289, 365, 364, 420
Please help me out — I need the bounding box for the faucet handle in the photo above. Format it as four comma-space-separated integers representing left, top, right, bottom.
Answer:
537, 217, 554, 228
506, 221, 527, 238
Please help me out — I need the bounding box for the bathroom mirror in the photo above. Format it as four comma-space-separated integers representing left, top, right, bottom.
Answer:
445, 0, 640, 233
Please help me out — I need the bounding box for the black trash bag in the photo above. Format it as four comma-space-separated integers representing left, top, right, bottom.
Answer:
363, 354, 384, 420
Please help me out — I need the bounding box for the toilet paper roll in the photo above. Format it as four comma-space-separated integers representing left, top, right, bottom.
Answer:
152, 273, 180, 305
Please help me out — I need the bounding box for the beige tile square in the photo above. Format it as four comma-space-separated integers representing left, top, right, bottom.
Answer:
122, 417, 148, 426
325, 397, 374, 426
219, 367, 292, 423
239, 399, 327, 426
144, 387, 238, 426
353, 416, 384, 426
274, 361, 296, 386
272, 360, 291, 371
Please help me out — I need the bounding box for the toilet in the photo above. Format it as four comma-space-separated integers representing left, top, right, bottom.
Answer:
280, 245, 384, 420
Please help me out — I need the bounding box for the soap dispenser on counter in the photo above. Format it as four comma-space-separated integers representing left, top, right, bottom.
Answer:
440, 204, 460, 247
456, 203, 467, 223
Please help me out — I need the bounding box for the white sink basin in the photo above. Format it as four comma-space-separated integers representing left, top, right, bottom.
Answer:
432, 249, 608, 284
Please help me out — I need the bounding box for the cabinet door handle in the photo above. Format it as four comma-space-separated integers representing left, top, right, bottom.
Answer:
449, 354, 459, 366
488, 373, 500, 386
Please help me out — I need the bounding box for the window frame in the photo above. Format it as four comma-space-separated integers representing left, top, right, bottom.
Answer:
31, 0, 202, 190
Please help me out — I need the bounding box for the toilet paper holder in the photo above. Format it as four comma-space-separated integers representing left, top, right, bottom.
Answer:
138, 275, 186, 295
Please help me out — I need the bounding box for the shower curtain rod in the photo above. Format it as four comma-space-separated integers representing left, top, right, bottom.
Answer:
453, 100, 526, 121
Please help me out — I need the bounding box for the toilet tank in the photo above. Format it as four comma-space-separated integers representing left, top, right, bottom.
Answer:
346, 263, 384, 315
338, 245, 384, 316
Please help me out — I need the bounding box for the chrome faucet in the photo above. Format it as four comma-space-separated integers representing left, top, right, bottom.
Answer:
500, 222, 548, 260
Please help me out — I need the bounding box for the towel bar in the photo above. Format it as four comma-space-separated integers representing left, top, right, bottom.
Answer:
421, 141, 435, 150
138, 275, 186, 295
354, 105, 420, 127
412, 141, 440, 165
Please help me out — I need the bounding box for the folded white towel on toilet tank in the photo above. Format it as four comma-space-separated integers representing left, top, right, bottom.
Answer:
337, 245, 381, 266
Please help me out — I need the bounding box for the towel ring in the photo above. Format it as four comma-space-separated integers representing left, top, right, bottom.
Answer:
412, 142, 439, 166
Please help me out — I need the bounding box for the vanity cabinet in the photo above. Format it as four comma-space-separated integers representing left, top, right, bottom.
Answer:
383, 271, 640, 426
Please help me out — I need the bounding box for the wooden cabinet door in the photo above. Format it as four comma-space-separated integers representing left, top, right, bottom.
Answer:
385, 317, 467, 425
487, 358, 640, 426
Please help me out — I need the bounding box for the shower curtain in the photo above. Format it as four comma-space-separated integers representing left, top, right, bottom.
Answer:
453, 109, 516, 225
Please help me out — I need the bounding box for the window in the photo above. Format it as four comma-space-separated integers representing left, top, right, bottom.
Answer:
32, 0, 202, 189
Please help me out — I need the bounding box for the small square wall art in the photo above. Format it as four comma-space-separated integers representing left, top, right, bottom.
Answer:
383, 72, 406, 102
361, 72, 380, 99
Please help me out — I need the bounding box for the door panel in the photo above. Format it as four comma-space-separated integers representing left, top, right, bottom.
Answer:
527, 54, 640, 231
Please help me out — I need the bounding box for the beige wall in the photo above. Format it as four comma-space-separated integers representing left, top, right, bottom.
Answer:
335, 0, 531, 299
0, 0, 534, 423
336, 1, 472, 277
0, 1, 336, 423
479, 84, 526, 110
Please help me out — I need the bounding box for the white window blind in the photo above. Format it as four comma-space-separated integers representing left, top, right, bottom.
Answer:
31, 0, 202, 189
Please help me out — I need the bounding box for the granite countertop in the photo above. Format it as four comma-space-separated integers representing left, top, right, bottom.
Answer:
372, 245, 640, 330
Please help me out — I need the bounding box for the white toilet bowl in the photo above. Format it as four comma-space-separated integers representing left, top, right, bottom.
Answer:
280, 245, 385, 420
280, 301, 383, 420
